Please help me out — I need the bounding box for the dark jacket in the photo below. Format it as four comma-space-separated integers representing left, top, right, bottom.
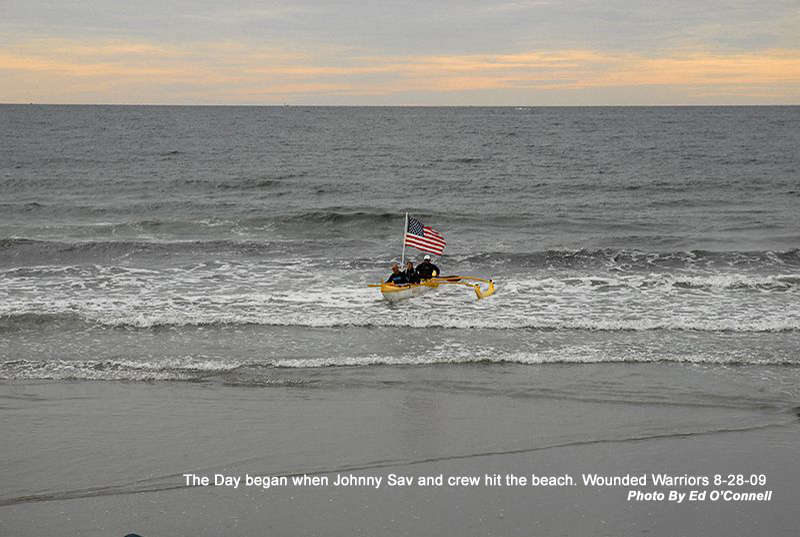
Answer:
416, 261, 440, 279
386, 272, 409, 285
404, 269, 421, 284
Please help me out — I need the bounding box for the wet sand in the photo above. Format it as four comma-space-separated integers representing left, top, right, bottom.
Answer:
2, 363, 799, 536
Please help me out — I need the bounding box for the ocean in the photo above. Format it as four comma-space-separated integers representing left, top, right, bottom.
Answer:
2, 105, 799, 535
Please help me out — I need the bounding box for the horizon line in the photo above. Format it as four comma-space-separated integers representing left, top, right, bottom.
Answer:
2, 102, 799, 108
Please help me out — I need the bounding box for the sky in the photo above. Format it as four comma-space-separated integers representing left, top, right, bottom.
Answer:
1, 0, 799, 105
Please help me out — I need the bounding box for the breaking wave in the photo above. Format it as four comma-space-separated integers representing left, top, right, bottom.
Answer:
1, 310, 798, 332
454, 248, 800, 270
3, 238, 798, 271
0, 237, 800, 272
0, 357, 311, 384
2, 349, 796, 382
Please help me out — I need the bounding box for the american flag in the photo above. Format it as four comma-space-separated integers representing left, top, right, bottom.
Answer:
405, 217, 446, 255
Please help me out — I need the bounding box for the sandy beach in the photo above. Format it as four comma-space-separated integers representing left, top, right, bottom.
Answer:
3, 363, 798, 536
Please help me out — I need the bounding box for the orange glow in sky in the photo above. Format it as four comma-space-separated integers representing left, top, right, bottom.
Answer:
1, 2, 799, 105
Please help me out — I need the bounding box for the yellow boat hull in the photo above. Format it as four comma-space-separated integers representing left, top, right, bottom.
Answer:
380, 281, 440, 302
371, 277, 495, 301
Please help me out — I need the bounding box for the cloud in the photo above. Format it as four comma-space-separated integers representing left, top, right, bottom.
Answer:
1, 37, 798, 104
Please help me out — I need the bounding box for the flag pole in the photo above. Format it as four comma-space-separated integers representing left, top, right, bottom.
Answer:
401, 212, 408, 264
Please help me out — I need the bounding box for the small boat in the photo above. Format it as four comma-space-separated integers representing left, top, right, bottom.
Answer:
371, 213, 496, 302
371, 277, 495, 302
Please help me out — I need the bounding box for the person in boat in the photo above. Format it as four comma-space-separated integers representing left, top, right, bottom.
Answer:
404, 261, 421, 284
386, 263, 409, 285
415, 254, 440, 280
